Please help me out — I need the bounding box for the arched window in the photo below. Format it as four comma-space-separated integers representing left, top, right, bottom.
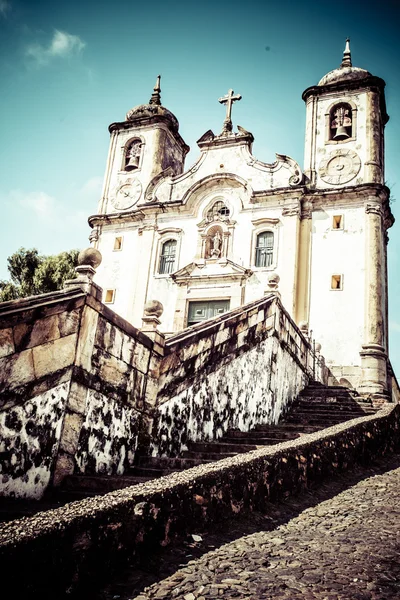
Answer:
124, 139, 142, 171
159, 239, 177, 274
329, 103, 353, 141
255, 232, 274, 267
206, 201, 230, 222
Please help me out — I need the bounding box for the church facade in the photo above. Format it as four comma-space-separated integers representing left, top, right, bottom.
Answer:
89, 40, 393, 397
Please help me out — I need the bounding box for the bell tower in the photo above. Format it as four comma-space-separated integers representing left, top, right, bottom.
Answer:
303, 39, 388, 189
96, 76, 189, 216
300, 40, 394, 397
89, 77, 189, 325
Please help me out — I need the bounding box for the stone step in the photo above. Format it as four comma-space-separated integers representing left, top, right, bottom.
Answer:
221, 436, 294, 446
182, 451, 238, 460
188, 442, 258, 454
226, 429, 300, 440
294, 396, 372, 406
254, 423, 321, 433
60, 474, 152, 494
131, 466, 177, 477
137, 456, 215, 469
291, 403, 374, 413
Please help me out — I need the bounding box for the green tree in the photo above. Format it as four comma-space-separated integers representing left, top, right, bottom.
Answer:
0, 248, 79, 302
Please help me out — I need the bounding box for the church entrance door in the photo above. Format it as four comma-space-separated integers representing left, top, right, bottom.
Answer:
187, 300, 230, 327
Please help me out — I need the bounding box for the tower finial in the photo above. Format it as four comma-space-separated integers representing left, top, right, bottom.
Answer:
149, 75, 161, 106
341, 38, 352, 68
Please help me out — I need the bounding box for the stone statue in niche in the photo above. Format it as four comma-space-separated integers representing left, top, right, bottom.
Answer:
125, 140, 142, 171
204, 225, 223, 259
211, 230, 222, 257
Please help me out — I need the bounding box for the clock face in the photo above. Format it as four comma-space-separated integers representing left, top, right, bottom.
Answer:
111, 178, 142, 210
319, 149, 361, 185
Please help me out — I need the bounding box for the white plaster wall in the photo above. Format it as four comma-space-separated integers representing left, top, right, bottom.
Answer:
95, 196, 289, 332
0, 382, 69, 499
309, 205, 365, 366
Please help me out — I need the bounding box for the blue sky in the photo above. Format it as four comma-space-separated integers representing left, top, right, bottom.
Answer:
1, 0, 400, 371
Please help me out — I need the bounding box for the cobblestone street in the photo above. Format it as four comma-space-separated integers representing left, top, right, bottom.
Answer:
98, 453, 400, 600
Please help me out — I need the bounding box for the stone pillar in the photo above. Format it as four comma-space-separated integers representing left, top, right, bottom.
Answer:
280, 200, 300, 315
359, 201, 388, 396
141, 300, 165, 408
294, 199, 313, 326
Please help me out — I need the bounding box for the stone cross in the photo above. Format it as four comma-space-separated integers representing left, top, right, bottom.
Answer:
218, 89, 242, 133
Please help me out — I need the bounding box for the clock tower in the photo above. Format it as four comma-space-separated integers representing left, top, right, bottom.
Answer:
300, 40, 393, 397
89, 77, 189, 324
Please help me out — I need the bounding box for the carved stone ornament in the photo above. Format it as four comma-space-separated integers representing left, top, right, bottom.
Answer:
365, 203, 382, 217
89, 226, 99, 244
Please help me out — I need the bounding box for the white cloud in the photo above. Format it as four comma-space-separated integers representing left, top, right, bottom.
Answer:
0, 1, 11, 18
11, 190, 57, 219
79, 176, 103, 197
25, 30, 85, 66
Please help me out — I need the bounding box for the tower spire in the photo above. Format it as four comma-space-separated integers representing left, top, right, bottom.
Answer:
341, 38, 352, 68
149, 75, 161, 106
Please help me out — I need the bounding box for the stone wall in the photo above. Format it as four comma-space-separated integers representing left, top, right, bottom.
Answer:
0, 289, 159, 498
152, 295, 325, 456
0, 404, 398, 598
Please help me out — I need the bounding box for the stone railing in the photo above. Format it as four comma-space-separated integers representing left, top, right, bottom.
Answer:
0, 267, 161, 498
0, 404, 398, 598
151, 294, 327, 456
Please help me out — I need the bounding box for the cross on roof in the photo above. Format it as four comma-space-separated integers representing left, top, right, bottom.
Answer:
218, 89, 242, 133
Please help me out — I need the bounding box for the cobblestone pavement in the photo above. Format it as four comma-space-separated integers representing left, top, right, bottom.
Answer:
98, 454, 400, 600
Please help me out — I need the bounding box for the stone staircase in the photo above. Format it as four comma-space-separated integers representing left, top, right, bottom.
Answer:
0, 384, 377, 520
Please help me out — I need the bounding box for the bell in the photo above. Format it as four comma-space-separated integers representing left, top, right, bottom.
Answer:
125, 154, 140, 171
333, 125, 350, 141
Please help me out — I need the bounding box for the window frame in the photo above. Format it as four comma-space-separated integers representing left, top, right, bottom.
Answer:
250, 219, 280, 271
104, 289, 116, 304
154, 229, 183, 278
330, 274, 343, 291
158, 239, 177, 275
113, 235, 124, 251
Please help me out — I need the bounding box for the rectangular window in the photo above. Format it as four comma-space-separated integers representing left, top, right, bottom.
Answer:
113, 236, 123, 250
331, 275, 343, 290
187, 300, 230, 326
255, 231, 274, 267
159, 240, 177, 274
105, 289, 116, 303
332, 215, 343, 230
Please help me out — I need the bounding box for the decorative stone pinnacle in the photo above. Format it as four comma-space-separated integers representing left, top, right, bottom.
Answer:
149, 75, 161, 106
63, 247, 103, 300
218, 89, 242, 134
341, 38, 352, 68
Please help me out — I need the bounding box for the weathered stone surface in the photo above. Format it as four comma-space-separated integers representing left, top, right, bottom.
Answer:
0, 327, 14, 358
14, 314, 60, 350
66, 381, 88, 415
75, 389, 140, 475
59, 411, 85, 455
53, 450, 75, 487
32, 333, 77, 379
124, 453, 400, 600
0, 382, 69, 499
0, 348, 35, 392
0, 404, 399, 598
58, 309, 81, 337
75, 305, 99, 371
